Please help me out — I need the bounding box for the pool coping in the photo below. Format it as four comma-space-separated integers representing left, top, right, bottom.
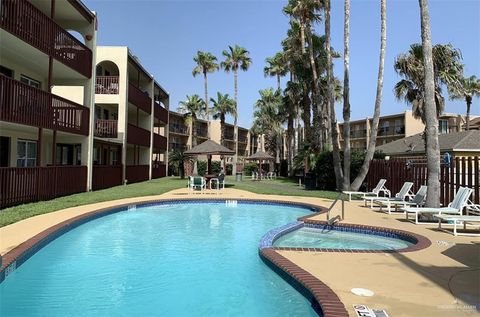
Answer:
0, 196, 432, 317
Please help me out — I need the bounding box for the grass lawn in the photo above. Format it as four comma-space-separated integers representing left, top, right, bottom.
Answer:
0, 176, 340, 227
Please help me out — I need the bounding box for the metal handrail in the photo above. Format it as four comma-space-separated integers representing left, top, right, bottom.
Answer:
326, 191, 345, 224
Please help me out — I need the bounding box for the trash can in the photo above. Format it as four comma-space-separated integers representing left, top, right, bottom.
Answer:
236, 172, 243, 182
304, 172, 316, 190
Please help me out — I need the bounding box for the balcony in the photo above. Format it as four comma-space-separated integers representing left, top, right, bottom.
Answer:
92, 165, 122, 190
238, 135, 248, 143
126, 165, 149, 184
350, 129, 367, 139
378, 125, 405, 137
169, 124, 188, 135
169, 143, 187, 151
0, 0, 92, 78
153, 133, 167, 151
224, 132, 234, 141
154, 101, 168, 124
128, 83, 151, 114
196, 127, 208, 139
0, 166, 87, 208
95, 76, 119, 94
127, 124, 150, 147
94, 119, 117, 138
0, 75, 89, 135
152, 162, 166, 179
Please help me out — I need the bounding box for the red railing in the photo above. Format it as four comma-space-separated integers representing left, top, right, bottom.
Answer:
126, 165, 149, 184
152, 163, 166, 179
128, 83, 151, 114
0, 75, 89, 135
0, 166, 87, 209
366, 157, 480, 206
154, 102, 168, 123
92, 165, 123, 190
127, 124, 151, 147
95, 119, 118, 138
95, 76, 119, 94
0, 0, 92, 78
153, 133, 167, 151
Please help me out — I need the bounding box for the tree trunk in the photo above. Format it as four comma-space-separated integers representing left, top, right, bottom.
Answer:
419, 0, 441, 207
350, 0, 387, 191
233, 69, 239, 174
325, 0, 344, 190
466, 97, 471, 130
220, 114, 225, 146
277, 75, 281, 91
300, 23, 306, 54
204, 72, 210, 138
302, 90, 312, 142
342, 0, 351, 190
288, 115, 294, 176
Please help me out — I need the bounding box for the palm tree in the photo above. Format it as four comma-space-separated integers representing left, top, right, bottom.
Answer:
192, 51, 219, 138
449, 75, 480, 130
264, 52, 288, 90
168, 150, 193, 179
342, 0, 351, 190
221, 45, 252, 174
210, 92, 237, 146
178, 94, 206, 148
393, 44, 463, 123
350, 0, 387, 191
419, 0, 440, 208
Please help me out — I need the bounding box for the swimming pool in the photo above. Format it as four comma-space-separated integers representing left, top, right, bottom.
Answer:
0, 201, 319, 317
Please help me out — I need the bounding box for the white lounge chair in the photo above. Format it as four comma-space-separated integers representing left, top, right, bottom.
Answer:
403, 187, 473, 224
343, 179, 390, 202
380, 185, 428, 214
211, 173, 226, 191
367, 182, 415, 213
434, 214, 480, 236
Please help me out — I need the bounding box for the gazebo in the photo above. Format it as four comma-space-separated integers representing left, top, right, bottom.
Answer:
246, 150, 274, 174
184, 140, 235, 174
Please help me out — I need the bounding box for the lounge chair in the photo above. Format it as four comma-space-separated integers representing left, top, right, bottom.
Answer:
375, 185, 427, 214
343, 179, 390, 202
434, 214, 480, 236
366, 182, 414, 212
211, 173, 225, 190
189, 176, 206, 192
403, 187, 473, 224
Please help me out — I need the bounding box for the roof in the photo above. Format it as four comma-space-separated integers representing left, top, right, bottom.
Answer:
376, 130, 480, 155
246, 150, 274, 161
184, 140, 235, 155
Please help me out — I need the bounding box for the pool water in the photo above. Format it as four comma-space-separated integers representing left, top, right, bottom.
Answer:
274, 227, 413, 250
0, 202, 318, 317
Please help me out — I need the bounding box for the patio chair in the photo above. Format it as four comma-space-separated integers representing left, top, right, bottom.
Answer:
375, 185, 427, 214
343, 179, 390, 201
403, 187, 473, 224
189, 176, 206, 192
434, 214, 480, 236
211, 173, 225, 191
365, 181, 414, 210
251, 171, 258, 181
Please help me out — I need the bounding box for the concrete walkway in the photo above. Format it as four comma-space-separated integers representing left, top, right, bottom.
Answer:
1, 187, 478, 316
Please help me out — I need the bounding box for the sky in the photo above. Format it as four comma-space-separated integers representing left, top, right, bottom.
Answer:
84, 0, 480, 129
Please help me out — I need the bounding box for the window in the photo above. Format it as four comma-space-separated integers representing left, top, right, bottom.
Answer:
20, 75, 40, 89
56, 144, 75, 165
439, 120, 449, 134
0, 65, 13, 78
17, 140, 36, 167
96, 65, 103, 76
110, 148, 118, 165
0, 137, 10, 167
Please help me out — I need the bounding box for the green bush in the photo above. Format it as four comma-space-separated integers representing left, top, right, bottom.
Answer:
196, 160, 222, 175
243, 163, 258, 176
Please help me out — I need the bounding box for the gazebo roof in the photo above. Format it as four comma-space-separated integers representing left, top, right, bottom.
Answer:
184, 139, 235, 155
246, 150, 274, 161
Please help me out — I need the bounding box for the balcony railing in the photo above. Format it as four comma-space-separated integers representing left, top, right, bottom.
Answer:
196, 128, 208, 138
350, 129, 367, 139
152, 163, 166, 179
0, 166, 87, 208
154, 101, 168, 123
224, 133, 234, 140
238, 135, 248, 143
92, 165, 122, 190
0, 0, 92, 78
169, 124, 188, 135
128, 83, 151, 114
126, 165, 149, 184
95, 119, 117, 138
169, 143, 187, 151
127, 124, 150, 147
153, 133, 167, 150
0, 75, 89, 135
378, 125, 405, 137
95, 76, 119, 94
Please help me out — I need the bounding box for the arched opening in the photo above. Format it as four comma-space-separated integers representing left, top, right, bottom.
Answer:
95, 61, 120, 94
67, 30, 86, 44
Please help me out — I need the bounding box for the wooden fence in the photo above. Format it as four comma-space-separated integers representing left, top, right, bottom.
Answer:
125, 165, 149, 184
366, 157, 480, 206
92, 165, 123, 190
0, 166, 87, 209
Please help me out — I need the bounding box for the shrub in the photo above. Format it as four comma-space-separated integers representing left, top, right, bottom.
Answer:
243, 163, 258, 176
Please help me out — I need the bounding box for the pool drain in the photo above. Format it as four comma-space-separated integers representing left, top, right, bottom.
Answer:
351, 288, 374, 297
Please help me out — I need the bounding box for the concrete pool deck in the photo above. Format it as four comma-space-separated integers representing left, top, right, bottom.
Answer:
1, 187, 479, 316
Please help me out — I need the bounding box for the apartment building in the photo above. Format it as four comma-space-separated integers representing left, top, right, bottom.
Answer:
91, 46, 169, 189
338, 110, 471, 150
0, 0, 97, 208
